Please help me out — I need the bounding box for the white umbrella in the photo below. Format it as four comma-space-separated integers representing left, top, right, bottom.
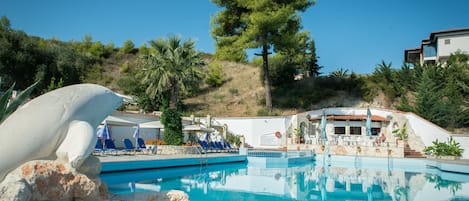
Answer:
97, 120, 111, 140
133, 125, 140, 149
321, 110, 327, 141
366, 108, 372, 136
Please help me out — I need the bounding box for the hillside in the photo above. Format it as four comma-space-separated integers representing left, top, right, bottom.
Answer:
95, 54, 389, 117
183, 61, 266, 117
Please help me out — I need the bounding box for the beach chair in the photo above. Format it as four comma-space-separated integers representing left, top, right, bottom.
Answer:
198, 140, 212, 153
137, 138, 146, 149
137, 138, 152, 154
123, 138, 138, 154
104, 139, 119, 155
225, 142, 238, 152
94, 139, 104, 155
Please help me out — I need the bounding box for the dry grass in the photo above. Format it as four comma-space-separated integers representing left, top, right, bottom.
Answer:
184, 61, 266, 117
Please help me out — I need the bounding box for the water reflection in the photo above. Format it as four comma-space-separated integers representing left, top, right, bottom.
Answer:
103, 162, 469, 201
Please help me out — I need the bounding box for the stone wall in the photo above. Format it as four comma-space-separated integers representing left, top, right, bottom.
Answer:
157, 145, 203, 155
289, 144, 405, 158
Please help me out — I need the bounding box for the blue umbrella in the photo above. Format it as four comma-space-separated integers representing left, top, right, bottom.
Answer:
321, 110, 327, 141
97, 121, 111, 140
133, 125, 140, 149
366, 108, 372, 136
205, 133, 209, 142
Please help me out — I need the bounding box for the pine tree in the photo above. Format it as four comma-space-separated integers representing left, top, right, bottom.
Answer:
211, 0, 314, 113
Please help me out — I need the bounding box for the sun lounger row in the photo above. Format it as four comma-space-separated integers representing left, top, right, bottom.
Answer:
94, 138, 152, 155
198, 140, 238, 153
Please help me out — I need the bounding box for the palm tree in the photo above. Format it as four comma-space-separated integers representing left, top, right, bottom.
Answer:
139, 35, 204, 110
330, 68, 349, 80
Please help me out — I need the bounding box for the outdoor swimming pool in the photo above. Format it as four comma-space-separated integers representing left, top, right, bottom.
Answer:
101, 157, 469, 201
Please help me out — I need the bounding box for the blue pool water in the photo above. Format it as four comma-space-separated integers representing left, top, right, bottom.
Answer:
101, 157, 469, 201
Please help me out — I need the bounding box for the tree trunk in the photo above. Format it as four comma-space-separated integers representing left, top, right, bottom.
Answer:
169, 80, 179, 110
261, 44, 273, 113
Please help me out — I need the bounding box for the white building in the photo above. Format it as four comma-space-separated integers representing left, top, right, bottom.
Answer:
405, 28, 469, 65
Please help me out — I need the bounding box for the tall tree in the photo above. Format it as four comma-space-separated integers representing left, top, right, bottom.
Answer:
138, 35, 204, 110
414, 68, 443, 124
211, 0, 314, 113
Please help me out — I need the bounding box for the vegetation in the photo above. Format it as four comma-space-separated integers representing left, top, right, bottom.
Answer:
392, 123, 408, 140
226, 134, 241, 147
1, 15, 468, 132
160, 108, 183, 145
0, 79, 39, 123
205, 61, 225, 87
211, 0, 315, 113
423, 137, 463, 157
138, 35, 204, 110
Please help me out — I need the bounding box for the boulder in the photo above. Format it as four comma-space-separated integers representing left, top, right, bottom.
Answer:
0, 157, 107, 201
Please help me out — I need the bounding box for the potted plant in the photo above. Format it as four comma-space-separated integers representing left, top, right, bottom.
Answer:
393, 123, 408, 145
293, 128, 301, 144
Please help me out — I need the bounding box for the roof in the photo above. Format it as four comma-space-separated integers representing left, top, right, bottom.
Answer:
309, 115, 388, 122
429, 27, 469, 41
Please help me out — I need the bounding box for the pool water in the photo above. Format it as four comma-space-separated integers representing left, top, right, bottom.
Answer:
101, 159, 469, 201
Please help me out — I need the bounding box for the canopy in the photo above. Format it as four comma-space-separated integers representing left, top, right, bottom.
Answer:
103, 115, 138, 126
139, 121, 164, 129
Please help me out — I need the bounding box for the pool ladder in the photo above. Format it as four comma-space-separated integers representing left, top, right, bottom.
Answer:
195, 146, 209, 171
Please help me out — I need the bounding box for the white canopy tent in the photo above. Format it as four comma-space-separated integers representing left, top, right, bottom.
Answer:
139, 121, 164, 129
103, 115, 138, 126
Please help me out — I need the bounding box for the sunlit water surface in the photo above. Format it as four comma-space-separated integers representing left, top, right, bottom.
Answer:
101, 159, 469, 201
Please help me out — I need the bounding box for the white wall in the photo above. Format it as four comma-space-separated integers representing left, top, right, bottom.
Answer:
215, 117, 288, 148
437, 34, 469, 57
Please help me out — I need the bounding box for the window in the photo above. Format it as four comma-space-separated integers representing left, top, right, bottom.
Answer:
423, 44, 437, 57
371, 128, 381, 136
334, 127, 345, 135
444, 39, 451, 45
350, 127, 362, 135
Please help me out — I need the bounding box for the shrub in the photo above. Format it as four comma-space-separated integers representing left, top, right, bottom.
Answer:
0, 79, 39, 123
205, 61, 225, 87
423, 137, 463, 157
161, 108, 183, 145
228, 87, 239, 96
226, 134, 241, 147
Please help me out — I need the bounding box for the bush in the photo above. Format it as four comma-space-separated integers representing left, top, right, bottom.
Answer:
0, 79, 39, 123
161, 108, 183, 145
205, 61, 225, 87
229, 87, 239, 96
226, 134, 241, 147
423, 137, 463, 157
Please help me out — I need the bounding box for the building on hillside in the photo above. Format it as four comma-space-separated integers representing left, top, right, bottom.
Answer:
404, 28, 469, 65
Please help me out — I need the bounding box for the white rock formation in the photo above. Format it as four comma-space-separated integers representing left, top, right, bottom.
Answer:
0, 157, 108, 201
0, 84, 121, 200
0, 84, 122, 181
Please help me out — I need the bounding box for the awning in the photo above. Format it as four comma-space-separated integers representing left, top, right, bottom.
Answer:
103, 115, 138, 126
139, 121, 164, 129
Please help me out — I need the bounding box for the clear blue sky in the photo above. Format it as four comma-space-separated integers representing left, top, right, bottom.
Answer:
1, 0, 468, 74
